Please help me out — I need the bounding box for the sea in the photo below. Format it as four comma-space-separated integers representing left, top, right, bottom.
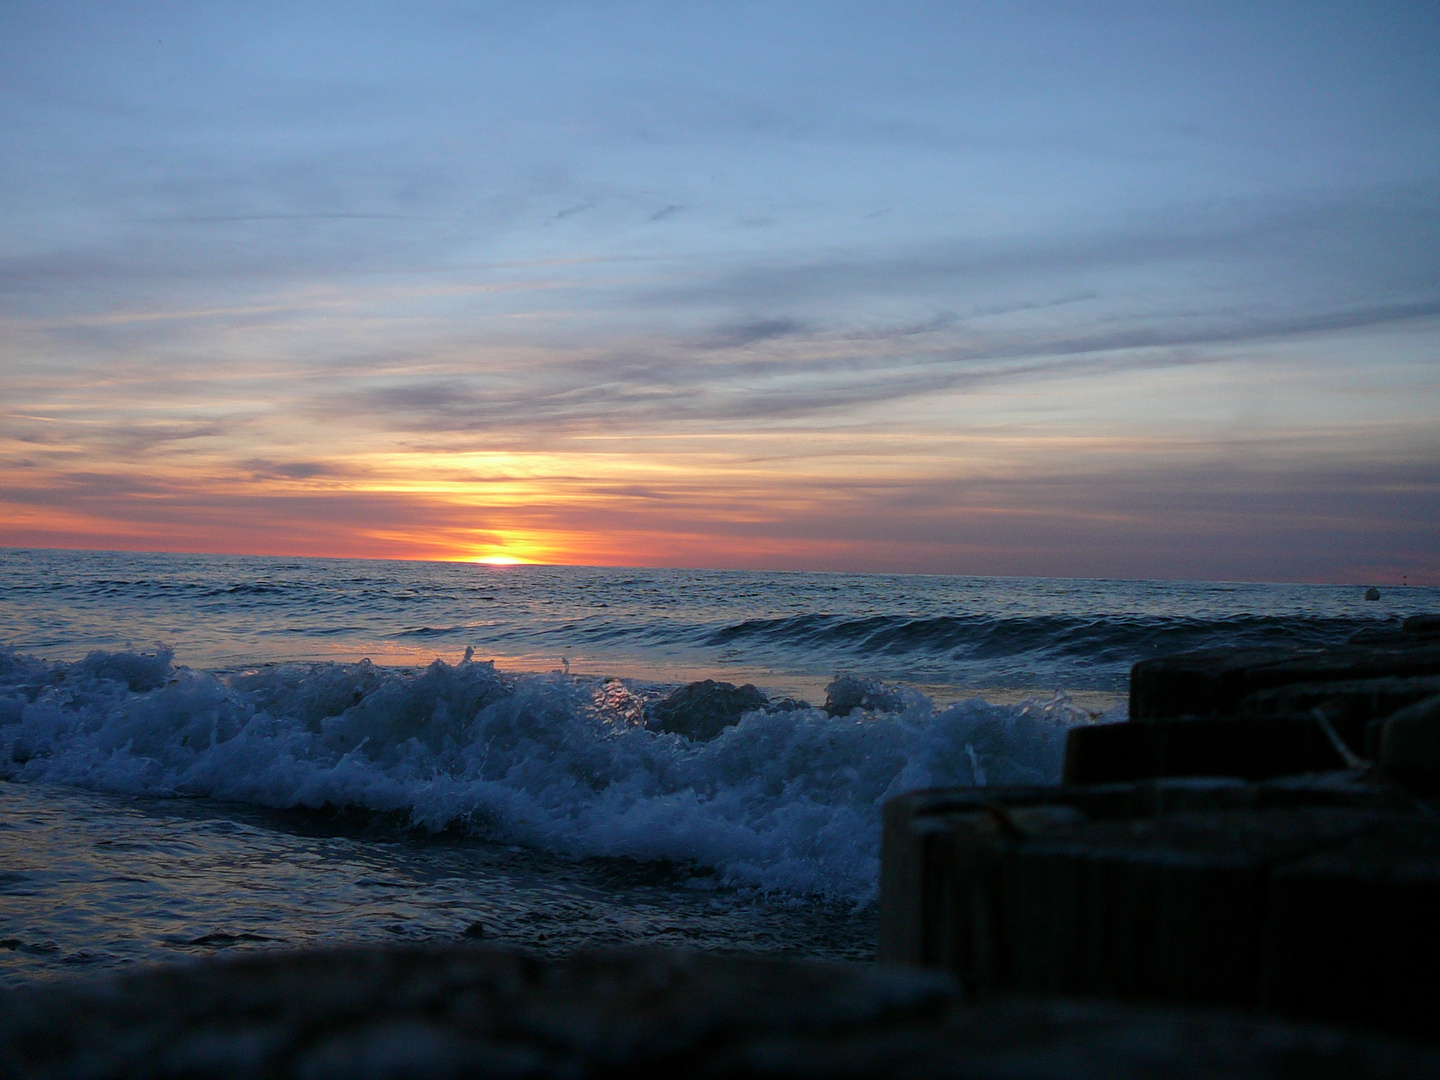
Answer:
2, 546, 1434, 986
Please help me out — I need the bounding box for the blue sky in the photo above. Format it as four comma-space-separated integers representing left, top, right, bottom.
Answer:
2, 1, 1437, 580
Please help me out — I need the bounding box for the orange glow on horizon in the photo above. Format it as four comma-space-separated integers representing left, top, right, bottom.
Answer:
4, 401, 1438, 583
456, 531, 562, 566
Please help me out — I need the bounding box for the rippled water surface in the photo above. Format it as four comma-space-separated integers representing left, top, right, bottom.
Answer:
0, 781, 875, 986
3, 547, 1429, 701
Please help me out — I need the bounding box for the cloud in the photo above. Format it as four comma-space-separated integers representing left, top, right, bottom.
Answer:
549, 202, 592, 223
310, 289, 1440, 440
697, 317, 804, 349
646, 182, 1440, 313
240, 459, 345, 481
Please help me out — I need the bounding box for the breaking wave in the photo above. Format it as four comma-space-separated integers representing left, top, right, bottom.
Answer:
0, 647, 1104, 903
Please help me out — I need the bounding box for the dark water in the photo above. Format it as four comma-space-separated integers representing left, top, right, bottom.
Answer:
0, 782, 874, 985
1, 547, 1433, 985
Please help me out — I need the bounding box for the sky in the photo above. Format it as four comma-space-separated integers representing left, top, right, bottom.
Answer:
1, 1, 1437, 582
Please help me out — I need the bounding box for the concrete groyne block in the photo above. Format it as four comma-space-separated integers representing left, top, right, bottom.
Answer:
883, 623, 1440, 1040
879, 778, 1440, 1039
1260, 818, 1440, 1035
1062, 631, 1440, 786
1062, 716, 1349, 785
1236, 675, 1440, 757
1377, 693, 1440, 794
1130, 641, 1440, 723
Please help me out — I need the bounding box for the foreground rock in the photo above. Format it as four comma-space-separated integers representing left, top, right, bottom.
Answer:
3, 945, 1437, 1078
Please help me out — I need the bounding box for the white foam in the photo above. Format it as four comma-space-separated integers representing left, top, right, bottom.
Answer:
0, 647, 1099, 903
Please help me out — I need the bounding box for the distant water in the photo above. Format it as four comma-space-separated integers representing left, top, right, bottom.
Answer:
1, 547, 1433, 984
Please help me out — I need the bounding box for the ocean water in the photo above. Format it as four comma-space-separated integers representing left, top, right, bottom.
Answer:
1, 547, 1433, 985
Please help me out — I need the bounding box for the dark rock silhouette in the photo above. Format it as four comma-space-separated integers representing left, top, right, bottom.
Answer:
644, 680, 772, 740
824, 675, 911, 716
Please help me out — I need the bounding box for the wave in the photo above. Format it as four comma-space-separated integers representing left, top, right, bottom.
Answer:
704, 612, 1377, 662
0, 647, 1103, 903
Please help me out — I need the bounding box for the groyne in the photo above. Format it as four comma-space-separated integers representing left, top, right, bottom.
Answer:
880, 613, 1440, 1044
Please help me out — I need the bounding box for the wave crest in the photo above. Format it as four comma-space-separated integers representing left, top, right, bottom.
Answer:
0, 647, 1100, 902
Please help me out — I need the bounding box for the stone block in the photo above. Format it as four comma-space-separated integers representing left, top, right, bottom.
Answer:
878, 787, 1063, 967
1254, 770, 1412, 811
1260, 818, 1440, 1037
887, 785, 1256, 967
1129, 643, 1440, 722
1403, 614, 1440, 638
880, 779, 1440, 1039
951, 807, 1384, 1008
1235, 675, 1440, 756
1062, 717, 1348, 785
1377, 693, 1440, 794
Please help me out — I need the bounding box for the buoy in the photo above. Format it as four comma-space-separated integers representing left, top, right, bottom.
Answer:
1364, 587, 1381, 601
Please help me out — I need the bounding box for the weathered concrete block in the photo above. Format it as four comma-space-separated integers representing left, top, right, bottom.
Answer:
1377, 693, 1440, 794
1403, 614, 1440, 638
1235, 675, 1440, 756
1130, 643, 1440, 723
1260, 818, 1440, 1036
883, 783, 1265, 970
955, 808, 1385, 1007
1079, 637, 1440, 786
1062, 717, 1348, 785
1255, 769, 1413, 811
878, 787, 1062, 967
880, 779, 1440, 1039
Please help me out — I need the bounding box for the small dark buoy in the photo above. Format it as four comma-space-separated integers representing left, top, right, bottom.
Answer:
1364, 587, 1381, 601
461, 919, 486, 939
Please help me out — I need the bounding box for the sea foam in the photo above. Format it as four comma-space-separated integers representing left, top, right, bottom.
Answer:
0, 647, 1104, 902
